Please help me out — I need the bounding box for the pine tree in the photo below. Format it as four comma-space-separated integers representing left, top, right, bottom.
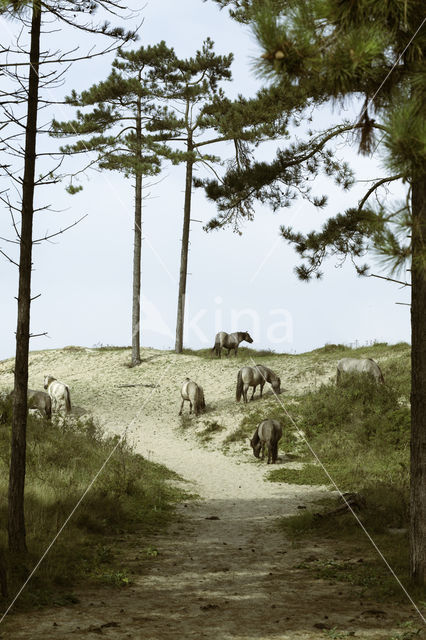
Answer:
51, 43, 175, 366
0, 0, 135, 552
148, 38, 290, 353
208, 0, 426, 585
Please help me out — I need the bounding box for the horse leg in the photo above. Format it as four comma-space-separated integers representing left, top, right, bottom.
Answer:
250, 385, 256, 401
260, 382, 265, 398
189, 401, 193, 414
261, 443, 265, 460
179, 399, 185, 416
243, 384, 248, 403
234, 346, 238, 356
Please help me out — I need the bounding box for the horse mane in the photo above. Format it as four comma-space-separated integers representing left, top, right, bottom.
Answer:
255, 364, 276, 380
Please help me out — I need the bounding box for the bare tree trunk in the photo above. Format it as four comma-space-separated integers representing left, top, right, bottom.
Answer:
410, 174, 426, 586
131, 95, 142, 366
175, 148, 193, 354
131, 173, 142, 366
8, 0, 41, 553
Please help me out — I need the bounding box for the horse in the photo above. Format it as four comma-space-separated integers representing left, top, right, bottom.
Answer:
7, 388, 52, 420
336, 358, 384, 385
250, 419, 283, 464
179, 378, 206, 417
236, 364, 281, 403
28, 389, 52, 419
212, 331, 253, 357
44, 375, 72, 413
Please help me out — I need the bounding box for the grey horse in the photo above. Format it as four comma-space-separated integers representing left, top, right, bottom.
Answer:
212, 331, 253, 357
336, 358, 384, 384
250, 419, 283, 464
236, 364, 281, 403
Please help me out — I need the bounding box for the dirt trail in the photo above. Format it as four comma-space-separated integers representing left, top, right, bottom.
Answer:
0, 348, 419, 639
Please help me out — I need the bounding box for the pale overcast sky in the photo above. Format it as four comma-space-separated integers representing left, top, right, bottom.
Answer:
0, 0, 411, 361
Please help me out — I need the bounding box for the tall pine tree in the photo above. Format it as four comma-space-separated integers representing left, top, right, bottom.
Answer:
149, 38, 290, 352
51, 43, 175, 366
0, 0, 135, 552
208, 0, 426, 585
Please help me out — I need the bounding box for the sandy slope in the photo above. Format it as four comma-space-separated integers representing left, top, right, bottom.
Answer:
0, 348, 420, 639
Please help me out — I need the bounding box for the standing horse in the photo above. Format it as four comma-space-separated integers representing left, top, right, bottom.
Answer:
250, 419, 283, 464
44, 375, 72, 413
336, 358, 384, 384
212, 331, 253, 357
179, 378, 206, 417
236, 364, 281, 403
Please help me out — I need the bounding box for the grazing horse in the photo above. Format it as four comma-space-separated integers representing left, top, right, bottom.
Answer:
250, 419, 283, 464
179, 378, 206, 417
7, 389, 51, 420
336, 358, 384, 385
212, 331, 253, 357
236, 364, 281, 403
44, 375, 72, 413
28, 389, 52, 419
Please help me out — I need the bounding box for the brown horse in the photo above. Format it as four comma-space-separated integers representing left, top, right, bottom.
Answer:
212, 331, 253, 357
250, 419, 283, 464
236, 365, 281, 403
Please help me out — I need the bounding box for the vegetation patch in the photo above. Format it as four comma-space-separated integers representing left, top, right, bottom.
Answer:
267, 464, 333, 486
197, 420, 226, 442
0, 395, 189, 611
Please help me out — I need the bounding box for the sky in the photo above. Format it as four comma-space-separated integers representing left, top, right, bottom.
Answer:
0, 0, 411, 362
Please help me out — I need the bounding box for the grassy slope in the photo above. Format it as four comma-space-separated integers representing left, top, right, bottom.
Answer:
0, 397, 188, 610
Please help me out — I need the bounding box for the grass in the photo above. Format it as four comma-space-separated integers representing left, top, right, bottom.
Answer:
221, 343, 417, 601
0, 395, 189, 611
196, 420, 226, 442
181, 346, 280, 360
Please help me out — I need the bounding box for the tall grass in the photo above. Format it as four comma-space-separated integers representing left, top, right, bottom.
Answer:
0, 395, 187, 610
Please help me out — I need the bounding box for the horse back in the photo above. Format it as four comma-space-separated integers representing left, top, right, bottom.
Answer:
240, 366, 255, 384
258, 419, 282, 444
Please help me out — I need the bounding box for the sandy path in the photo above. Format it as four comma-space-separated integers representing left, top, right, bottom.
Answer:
0, 348, 419, 639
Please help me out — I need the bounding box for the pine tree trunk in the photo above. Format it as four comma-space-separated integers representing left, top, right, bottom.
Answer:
8, 0, 41, 553
175, 146, 193, 354
131, 173, 142, 366
131, 96, 142, 367
410, 174, 426, 586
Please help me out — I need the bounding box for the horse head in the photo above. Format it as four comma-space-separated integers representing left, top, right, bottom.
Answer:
272, 378, 281, 394
43, 375, 55, 390
250, 437, 261, 458
244, 332, 254, 344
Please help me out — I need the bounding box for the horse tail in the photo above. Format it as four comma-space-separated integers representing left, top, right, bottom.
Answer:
65, 386, 71, 413
236, 370, 243, 402
195, 386, 204, 414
